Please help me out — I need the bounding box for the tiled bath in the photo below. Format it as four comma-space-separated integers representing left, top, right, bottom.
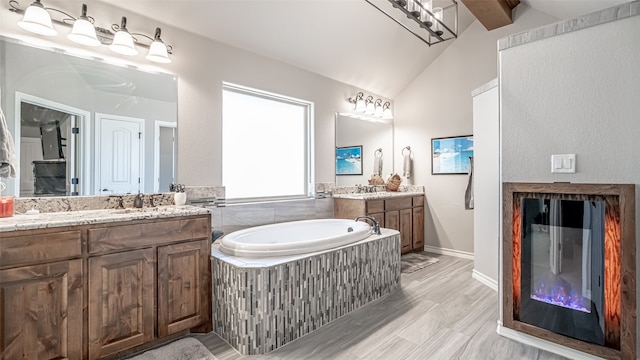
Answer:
211, 229, 401, 355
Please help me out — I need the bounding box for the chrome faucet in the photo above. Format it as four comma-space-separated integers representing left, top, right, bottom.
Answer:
355, 215, 381, 235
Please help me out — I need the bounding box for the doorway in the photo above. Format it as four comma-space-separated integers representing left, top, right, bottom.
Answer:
154, 121, 176, 193
15, 92, 90, 197
96, 113, 144, 195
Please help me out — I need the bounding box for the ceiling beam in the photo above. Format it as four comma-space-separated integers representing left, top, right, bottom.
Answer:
461, 0, 520, 30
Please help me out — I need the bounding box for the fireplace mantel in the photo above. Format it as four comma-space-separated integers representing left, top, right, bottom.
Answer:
502, 182, 636, 360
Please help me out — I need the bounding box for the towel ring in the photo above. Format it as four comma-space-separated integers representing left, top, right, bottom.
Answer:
374, 148, 383, 156
402, 146, 411, 156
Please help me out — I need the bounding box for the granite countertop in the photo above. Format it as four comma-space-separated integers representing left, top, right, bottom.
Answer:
0, 205, 210, 232
332, 192, 423, 200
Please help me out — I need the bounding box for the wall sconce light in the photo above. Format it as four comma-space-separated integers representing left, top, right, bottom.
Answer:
348, 93, 393, 120
9, 0, 174, 64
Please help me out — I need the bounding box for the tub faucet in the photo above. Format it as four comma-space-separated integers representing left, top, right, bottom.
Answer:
355, 216, 381, 235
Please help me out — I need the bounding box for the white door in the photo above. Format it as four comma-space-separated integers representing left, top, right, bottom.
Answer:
19, 137, 42, 197
98, 115, 143, 195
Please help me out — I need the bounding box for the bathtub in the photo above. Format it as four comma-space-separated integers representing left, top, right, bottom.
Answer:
218, 218, 372, 257
211, 221, 401, 355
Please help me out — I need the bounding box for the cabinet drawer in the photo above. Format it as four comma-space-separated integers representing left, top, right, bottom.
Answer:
88, 216, 210, 254
412, 196, 424, 207
385, 197, 412, 211
366, 200, 385, 214
0, 230, 82, 268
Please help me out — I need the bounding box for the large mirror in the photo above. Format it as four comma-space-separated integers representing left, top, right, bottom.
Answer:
0, 36, 178, 197
335, 113, 393, 186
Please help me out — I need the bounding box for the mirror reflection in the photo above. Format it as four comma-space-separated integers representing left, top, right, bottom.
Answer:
0, 36, 178, 197
335, 113, 393, 186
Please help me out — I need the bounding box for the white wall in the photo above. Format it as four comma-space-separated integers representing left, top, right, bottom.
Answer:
393, 6, 557, 254
499, 12, 640, 356
472, 81, 500, 287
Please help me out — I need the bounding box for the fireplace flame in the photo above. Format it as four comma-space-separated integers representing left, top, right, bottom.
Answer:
531, 280, 591, 313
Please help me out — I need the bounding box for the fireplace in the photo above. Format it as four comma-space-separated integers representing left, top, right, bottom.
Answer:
502, 183, 635, 359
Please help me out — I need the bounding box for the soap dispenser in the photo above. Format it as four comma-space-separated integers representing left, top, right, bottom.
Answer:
134, 193, 143, 208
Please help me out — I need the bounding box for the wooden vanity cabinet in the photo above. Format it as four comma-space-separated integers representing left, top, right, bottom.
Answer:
86, 215, 212, 359
0, 213, 212, 360
334, 195, 425, 254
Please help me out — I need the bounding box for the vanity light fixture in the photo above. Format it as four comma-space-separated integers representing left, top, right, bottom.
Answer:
109, 17, 138, 56
364, 0, 457, 46
67, 4, 99, 46
348, 93, 393, 120
9, 0, 174, 64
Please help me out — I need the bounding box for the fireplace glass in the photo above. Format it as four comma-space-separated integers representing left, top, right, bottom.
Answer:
520, 198, 605, 345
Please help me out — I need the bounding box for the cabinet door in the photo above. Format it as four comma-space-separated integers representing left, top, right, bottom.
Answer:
385, 210, 410, 253
0, 259, 83, 360
384, 210, 399, 231
399, 209, 413, 254
158, 240, 210, 337
412, 206, 425, 251
88, 249, 154, 359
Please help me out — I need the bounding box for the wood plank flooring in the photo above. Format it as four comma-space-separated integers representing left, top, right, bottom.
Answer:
194, 254, 569, 360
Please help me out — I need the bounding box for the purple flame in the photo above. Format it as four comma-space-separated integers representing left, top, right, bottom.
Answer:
531, 280, 591, 313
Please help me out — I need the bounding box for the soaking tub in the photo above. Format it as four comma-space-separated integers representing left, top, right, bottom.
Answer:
218, 218, 371, 257
211, 220, 401, 355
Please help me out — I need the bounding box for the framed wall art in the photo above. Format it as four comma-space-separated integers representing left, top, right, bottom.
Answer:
431, 135, 474, 175
335, 146, 363, 175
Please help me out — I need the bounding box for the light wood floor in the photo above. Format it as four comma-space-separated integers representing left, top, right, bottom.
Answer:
194, 254, 568, 360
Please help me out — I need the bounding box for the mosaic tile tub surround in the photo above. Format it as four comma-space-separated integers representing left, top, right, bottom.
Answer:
211, 231, 401, 355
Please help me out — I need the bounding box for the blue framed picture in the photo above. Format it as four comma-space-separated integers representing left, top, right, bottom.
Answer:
431, 135, 473, 174
335, 145, 363, 175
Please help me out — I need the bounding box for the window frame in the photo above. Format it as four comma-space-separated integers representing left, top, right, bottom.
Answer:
221, 82, 314, 203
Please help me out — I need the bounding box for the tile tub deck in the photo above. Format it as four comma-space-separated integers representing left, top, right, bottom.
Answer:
211, 228, 401, 355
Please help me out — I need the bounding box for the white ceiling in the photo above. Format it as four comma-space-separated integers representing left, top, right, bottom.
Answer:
97, 0, 629, 98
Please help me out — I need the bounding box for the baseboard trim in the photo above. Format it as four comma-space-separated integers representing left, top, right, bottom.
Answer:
472, 269, 498, 291
423, 245, 474, 260
496, 322, 602, 360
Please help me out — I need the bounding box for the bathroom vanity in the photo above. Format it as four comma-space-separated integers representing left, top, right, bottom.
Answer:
0, 206, 212, 360
333, 193, 424, 254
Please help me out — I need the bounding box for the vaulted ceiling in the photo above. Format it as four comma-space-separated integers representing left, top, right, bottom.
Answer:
98, 0, 628, 98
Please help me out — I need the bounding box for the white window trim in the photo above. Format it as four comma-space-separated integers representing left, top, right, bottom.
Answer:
222, 82, 314, 204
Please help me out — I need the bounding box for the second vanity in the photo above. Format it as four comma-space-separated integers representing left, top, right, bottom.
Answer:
333, 191, 424, 254
0, 205, 212, 360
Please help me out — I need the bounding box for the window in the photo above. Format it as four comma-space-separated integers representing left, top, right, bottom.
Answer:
222, 84, 313, 202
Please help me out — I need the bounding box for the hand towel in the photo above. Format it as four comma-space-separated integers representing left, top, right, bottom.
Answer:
465, 157, 474, 210
0, 101, 16, 178
403, 154, 411, 178
373, 151, 383, 176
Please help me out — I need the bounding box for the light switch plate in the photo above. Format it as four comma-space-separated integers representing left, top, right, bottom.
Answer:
551, 154, 576, 173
